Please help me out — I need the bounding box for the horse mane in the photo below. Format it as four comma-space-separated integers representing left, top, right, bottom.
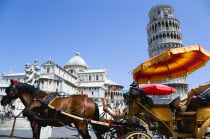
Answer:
15, 83, 86, 98
16, 82, 40, 96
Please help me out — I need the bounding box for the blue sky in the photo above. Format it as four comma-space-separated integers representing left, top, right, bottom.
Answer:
0, 0, 210, 90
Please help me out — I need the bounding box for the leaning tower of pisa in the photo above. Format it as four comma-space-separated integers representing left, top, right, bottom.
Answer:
146, 5, 188, 104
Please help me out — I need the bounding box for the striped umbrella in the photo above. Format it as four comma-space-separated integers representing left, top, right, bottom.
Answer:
133, 45, 210, 84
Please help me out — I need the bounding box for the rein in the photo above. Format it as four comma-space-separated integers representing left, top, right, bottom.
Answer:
9, 99, 16, 108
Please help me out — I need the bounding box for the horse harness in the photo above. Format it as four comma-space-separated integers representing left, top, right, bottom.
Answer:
37, 92, 58, 116
33, 93, 88, 124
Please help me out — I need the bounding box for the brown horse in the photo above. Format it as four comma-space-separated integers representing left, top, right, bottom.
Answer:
1, 80, 106, 139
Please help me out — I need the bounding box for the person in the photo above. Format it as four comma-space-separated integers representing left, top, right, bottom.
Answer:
170, 82, 210, 113
126, 81, 152, 108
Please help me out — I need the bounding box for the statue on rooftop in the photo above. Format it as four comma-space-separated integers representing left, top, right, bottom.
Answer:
25, 59, 40, 86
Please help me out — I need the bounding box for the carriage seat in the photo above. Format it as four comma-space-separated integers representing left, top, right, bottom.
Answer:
175, 112, 196, 122
196, 86, 210, 106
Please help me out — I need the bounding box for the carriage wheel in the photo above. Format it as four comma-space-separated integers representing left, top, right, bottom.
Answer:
197, 118, 210, 139
123, 131, 152, 139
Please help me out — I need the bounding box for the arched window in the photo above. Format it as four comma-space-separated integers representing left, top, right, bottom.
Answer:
166, 22, 169, 28
163, 34, 166, 38
155, 23, 157, 30
96, 75, 99, 80
111, 93, 113, 99
47, 68, 50, 73
89, 76, 91, 81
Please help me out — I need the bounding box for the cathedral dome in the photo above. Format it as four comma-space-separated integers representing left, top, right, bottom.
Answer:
64, 52, 88, 73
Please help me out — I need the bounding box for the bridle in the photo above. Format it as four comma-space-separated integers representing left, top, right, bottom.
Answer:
2, 81, 19, 107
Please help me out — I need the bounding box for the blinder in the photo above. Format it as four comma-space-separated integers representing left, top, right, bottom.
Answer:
1, 96, 9, 106
0, 80, 19, 106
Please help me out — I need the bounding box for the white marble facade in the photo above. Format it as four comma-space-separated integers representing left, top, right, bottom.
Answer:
0, 52, 124, 113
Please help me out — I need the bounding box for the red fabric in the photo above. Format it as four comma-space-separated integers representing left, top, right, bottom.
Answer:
105, 119, 110, 123
13, 80, 19, 83
83, 94, 88, 97
140, 84, 176, 95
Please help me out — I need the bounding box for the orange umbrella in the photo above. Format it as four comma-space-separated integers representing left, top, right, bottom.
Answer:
133, 45, 210, 84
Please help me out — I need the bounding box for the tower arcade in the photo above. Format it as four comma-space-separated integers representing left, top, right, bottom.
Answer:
147, 5, 188, 103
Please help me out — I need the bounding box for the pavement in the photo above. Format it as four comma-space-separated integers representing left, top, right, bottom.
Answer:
0, 126, 97, 139
0, 117, 99, 139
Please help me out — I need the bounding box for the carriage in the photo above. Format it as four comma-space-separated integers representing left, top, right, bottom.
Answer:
101, 86, 210, 139
2, 80, 210, 139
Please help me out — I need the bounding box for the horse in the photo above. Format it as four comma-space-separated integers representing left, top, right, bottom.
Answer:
1, 80, 107, 139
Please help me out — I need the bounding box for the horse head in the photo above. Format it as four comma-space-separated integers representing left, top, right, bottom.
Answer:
1, 79, 19, 106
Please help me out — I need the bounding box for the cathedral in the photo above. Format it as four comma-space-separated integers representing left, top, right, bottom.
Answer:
0, 52, 124, 113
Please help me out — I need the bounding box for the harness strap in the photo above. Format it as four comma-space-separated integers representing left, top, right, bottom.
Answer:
32, 93, 59, 122
65, 97, 87, 116
34, 95, 88, 118
36, 92, 58, 111
43, 93, 58, 105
